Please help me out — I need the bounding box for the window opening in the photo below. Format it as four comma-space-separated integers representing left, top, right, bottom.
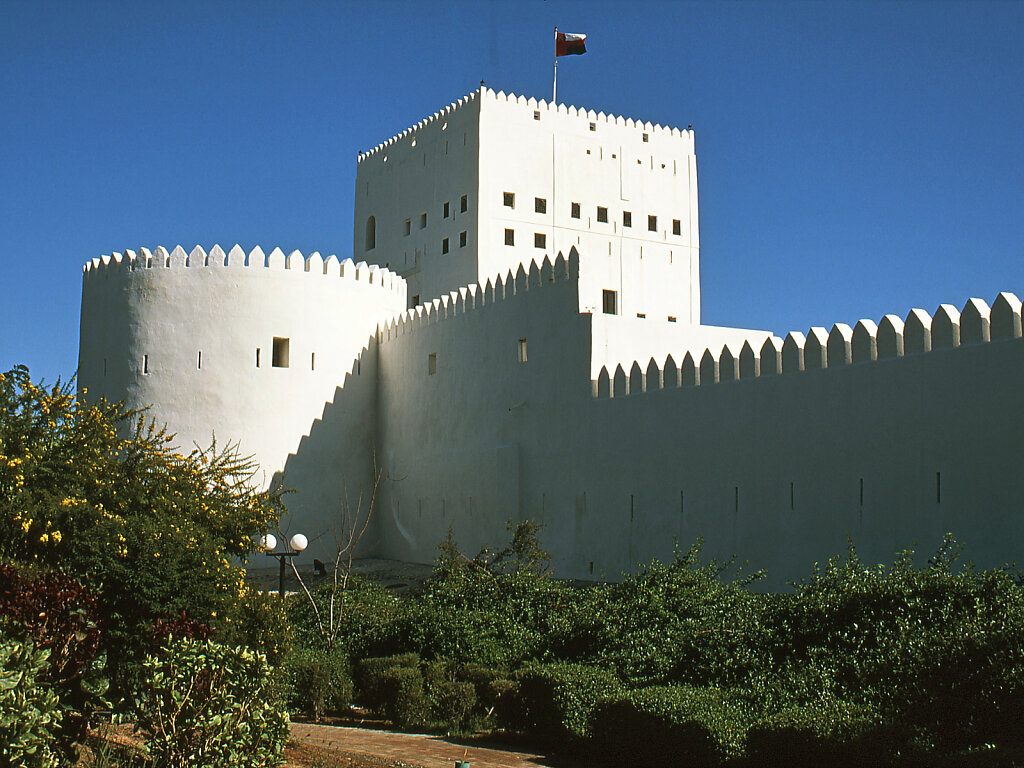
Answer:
597, 206, 608, 223
197, 351, 202, 370
518, 338, 528, 363
642, 132, 649, 142
443, 201, 450, 218
442, 237, 449, 254
623, 211, 632, 227
535, 197, 546, 214
311, 352, 316, 371
142, 354, 149, 375
419, 212, 427, 228
255, 348, 260, 368
589, 122, 596, 131
648, 214, 657, 232
673, 219, 681, 235
668, 316, 677, 323
504, 228, 515, 246
571, 202, 580, 218
636, 313, 646, 319
411, 294, 420, 308
533, 110, 540, 120
428, 353, 437, 375
503, 192, 515, 208
364, 216, 376, 250
602, 289, 617, 315
272, 337, 290, 368
403, 218, 411, 236
534, 233, 546, 248
459, 231, 467, 247
460, 194, 468, 212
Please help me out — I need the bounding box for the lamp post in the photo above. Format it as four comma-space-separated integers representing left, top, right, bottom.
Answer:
259, 533, 308, 598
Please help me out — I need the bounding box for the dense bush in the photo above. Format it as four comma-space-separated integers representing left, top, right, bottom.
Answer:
590, 685, 753, 767
354, 653, 421, 713
506, 661, 622, 745
133, 637, 288, 768
285, 645, 353, 722
0, 631, 61, 768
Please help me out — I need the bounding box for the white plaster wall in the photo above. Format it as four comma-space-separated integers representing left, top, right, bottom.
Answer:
354, 94, 481, 307
78, 245, 405, 486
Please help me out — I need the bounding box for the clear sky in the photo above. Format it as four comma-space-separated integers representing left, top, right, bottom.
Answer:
2, 0, 1022, 384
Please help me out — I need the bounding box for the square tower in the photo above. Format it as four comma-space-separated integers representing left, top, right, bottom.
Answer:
354, 87, 700, 325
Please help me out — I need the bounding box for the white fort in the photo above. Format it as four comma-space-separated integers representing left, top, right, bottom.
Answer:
79, 88, 1024, 586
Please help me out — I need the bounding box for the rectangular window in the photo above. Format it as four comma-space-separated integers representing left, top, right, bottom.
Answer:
272, 337, 290, 368
597, 206, 608, 223
623, 211, 632, 227
197, 351, 202, 370
411, 294, 420, 308
460, 194, 467, 212
419, 212, 427, 229
504, 228, 514, 246
443, 201, 450, 218
571, 202, 580, 219
636, 313, 646, 319
255, 348, 261, 368
602, 289, 617, 315
142, 354, 150, 375
534, 233, 546, 248
442, 237, 449, 254
668, 316, 677, 323
589, 122, 596, 131
459, 231, 467, 247
648, 215, 657, 232
535, 197, 546, 214
642, 132, 649, 142
428, 353, 437, 375
517, 338, 528, 363
533, 110, 540, 120
403, 219, 411, 236
311, 352, 316, 371
673, 219, 681, 235
503, 191, 515, 208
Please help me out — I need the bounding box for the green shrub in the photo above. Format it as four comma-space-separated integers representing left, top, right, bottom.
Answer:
507, 661, 621, 745
132, 638, 288, 768
354, 653, 420, 712
285, 646, 353, 722
379, 665, 428, 730
0, 632, 60, 768
429, 679, 476, 733
590, 685, 752, 767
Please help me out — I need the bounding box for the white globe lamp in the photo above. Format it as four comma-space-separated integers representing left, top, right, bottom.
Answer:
290, 533, 308, 552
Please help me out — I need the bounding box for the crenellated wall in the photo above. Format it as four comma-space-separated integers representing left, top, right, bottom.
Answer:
79, 244, 406, 485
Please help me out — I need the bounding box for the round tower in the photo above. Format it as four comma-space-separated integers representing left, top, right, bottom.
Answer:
78, 244, 406, 485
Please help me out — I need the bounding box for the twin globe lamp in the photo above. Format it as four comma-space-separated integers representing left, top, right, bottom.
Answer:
259, 532, 308, 598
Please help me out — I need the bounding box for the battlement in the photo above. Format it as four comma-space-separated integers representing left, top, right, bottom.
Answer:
378, 248, 580, 344
593, 293, 1024, 397
357, 91, 480, 163
82, 244, 407, 298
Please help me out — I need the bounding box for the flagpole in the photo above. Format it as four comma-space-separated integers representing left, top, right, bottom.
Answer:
552, 27, 558, 104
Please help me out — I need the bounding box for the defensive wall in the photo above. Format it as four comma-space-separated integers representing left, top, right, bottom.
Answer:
78, 244, 405, 483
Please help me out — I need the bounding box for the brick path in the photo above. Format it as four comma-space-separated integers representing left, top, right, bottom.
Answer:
289, 722, 581, 768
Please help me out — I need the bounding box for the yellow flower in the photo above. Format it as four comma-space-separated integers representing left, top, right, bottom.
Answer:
21, 521, 31, 533
39, 533, 49, 543
51, 530, 62, 543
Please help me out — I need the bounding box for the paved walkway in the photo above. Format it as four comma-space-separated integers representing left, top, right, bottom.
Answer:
290, 722, 577, 768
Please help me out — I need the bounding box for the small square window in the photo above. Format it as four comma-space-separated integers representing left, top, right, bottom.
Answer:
597, 206, 608, 223
534, 233, 546, 248
668, 316, 677, 323
648, 215, 657, 232
420, 212, 427, 228
403, 219, 411, 236
459, 230, 467, 247
442, 237, 449, 254
533, 110, 540, 120
602, 289, 617, 315
673, 219, 681, 235
272, 337, 290, 368
642, 132, 649, 142
623, 211, 632, 228
503, 192, 515, 208
571, 202, 580, 219
460, 194, 468, 212
504, 228, 515, 246
535, 197, 546, 214
518, 338, 528, 363
443, 201, 450, 218
589, 122, 596, 131
428, 353, 437, 375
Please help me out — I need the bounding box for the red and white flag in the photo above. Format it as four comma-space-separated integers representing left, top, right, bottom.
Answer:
555, 32, 587, 57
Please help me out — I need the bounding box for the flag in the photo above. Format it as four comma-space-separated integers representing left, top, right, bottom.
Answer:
556, 32, 587, 57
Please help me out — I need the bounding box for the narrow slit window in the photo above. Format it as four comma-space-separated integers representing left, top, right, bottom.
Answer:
602, 289, 617, 315
442, 237, 449, 254
504, 228, 515, 246
535, 197, 546, 214
648, 214, 658, 231
459, 231, 467, 247
673, 219, 681, 235
311, 352, 316, 371
571, 202, 581, 219
460, 194, 467, 212
623, 211, 632, 227
419, 212, 427, 228
517, 338, 528, 363
503, 191, 515, 208
142, 354, 149, 375
443, 201, 450, 218
403, 218, 411, 236
197, 350, 202, 370
365, 216, 376, 250
256, 348, 261, 368
597, 206, 608, 223
534, 233, 546, 248
428, 353, 437, 375
272, 337, 290, 368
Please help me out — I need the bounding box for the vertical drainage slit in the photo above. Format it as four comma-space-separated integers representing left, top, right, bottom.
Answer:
936, 472, 941, 504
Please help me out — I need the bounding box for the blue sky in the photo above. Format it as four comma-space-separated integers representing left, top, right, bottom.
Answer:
2, 0, 1022, 384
